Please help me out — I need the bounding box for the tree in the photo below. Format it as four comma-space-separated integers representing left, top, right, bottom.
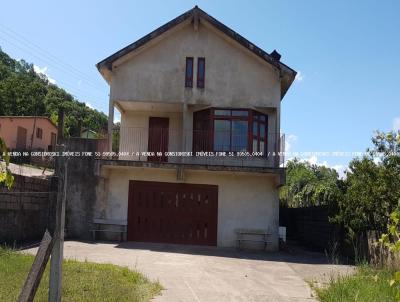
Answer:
334, 131, 400, 235
0, 138, 14, 189
0, 47, 107, 137
280, 159, 343, 208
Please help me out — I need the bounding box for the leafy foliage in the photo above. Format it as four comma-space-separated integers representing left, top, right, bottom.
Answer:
280, 159, 344, 207
0, 47, 107, 137
0, 138, 13, 189
333, 131, 400, 235
379, 209, 400, 300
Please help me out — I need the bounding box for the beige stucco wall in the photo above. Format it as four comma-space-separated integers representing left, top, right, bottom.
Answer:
110, 20, 281, 108
98, 166, 279, 250
0, 117, 57, 150
119, 110, 182, 162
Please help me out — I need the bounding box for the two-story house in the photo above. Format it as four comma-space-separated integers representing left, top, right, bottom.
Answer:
95, 6, 296, 250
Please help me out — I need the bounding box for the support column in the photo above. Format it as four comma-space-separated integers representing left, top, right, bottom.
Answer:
276, 105, 281, 167
108, 99, 114, 152
181, 103, 188, 163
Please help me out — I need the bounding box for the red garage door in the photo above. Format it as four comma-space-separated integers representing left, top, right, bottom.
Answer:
127, 181, 218, 246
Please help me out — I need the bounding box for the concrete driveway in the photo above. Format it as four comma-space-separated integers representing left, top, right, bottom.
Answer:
25, 241, 352, 302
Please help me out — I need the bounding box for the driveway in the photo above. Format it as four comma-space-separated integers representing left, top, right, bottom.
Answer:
25, 241, 353, 302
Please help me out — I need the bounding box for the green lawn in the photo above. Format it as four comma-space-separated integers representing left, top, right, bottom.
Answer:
316, 266, 398, 302
0, 247, 162, 302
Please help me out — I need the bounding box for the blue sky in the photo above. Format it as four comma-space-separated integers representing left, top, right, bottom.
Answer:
1, 1, 399, 174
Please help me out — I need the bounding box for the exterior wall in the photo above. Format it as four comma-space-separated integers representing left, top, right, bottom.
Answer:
119, 110, 182, 163
0, 117, 57, 151
64, 139, 109, 240
98, 166, 279, 250
0, 174, 52, 243
110, 21, 281, 108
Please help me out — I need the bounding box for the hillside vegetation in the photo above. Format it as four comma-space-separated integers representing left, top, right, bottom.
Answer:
0, 47, 107, 137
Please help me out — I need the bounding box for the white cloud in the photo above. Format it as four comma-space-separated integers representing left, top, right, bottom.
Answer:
299, 155, 348, 178
393, 117, 400, 132
285, 134, 298, 152
33, 64, 56, 84
295, 71, 304, 82
114, 113, 121, 123
85, 102, 94, 109
77, 80, 82, 87
304, 155, 318, 165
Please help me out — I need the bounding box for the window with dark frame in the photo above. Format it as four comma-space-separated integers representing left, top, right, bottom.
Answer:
197, 57, 205, 88
36, 127, 43, 139
185, 57, 194, 87
193, 108, 268, 155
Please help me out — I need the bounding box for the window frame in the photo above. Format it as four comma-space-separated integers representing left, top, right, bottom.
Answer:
185, 57, 194, 88
197, 57, 205, 88
192, 108, 268, 155
36, 127, 43, 139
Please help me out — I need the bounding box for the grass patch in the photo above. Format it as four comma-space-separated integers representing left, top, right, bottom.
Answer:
316, 266, 398, 302
0, 247, 162, 302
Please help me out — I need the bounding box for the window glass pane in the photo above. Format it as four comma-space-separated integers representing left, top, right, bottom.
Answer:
215, 109, 231, 116
231, 120, 248, 151
197, 58, 205, 88
259, 115, 266, 122
253, 139, 258, 152
185, 57, 193, 87
214, 120, 230, 151
186, 60, 193, 76
198, 58, 205, 78
260, 141, 264, 155
232, 110, 248, 117
260, 124, 265, 138
253, 122, 258, 137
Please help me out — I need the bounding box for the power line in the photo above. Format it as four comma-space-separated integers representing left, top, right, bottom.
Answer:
0, 35, 108, 109
0, 23, 105, 89
0, 24, 106, 93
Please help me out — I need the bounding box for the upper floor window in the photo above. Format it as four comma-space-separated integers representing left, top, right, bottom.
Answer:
193, 108, 268, 155
36, 127, 43, 139
197, 57, 205, 88
185, 57, 194, 87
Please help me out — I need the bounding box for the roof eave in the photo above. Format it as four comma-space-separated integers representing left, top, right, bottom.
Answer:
96, 6, 297, 100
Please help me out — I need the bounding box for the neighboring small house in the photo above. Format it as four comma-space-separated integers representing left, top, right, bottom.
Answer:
81, 129, 98, 139
0, 116, 57, 151
68, 6, 296, 250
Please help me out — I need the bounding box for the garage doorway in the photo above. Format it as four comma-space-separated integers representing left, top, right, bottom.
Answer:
127, 181, 218, 246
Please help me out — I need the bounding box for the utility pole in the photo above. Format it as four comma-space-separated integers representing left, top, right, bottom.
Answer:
49, 108, 66, 302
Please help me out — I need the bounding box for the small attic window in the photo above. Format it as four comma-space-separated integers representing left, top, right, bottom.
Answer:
185, 57, 193, 87
197, 57, 205, 88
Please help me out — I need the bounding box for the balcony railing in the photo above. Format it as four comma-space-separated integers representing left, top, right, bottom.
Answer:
100, 127, 285, 169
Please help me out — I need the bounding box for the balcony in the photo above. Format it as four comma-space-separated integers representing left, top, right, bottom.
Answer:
101, 127, 285, 170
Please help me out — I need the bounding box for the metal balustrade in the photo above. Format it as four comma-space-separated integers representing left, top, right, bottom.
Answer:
99, 127, 285, 169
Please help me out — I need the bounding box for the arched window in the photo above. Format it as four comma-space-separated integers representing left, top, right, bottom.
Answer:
193, 108, 268, 155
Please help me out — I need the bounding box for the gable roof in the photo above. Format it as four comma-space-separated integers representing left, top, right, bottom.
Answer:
96, 6, 297, 99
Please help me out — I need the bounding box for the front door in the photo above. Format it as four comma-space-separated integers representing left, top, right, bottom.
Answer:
16, 126, 27, 150
148, 117, 169, 162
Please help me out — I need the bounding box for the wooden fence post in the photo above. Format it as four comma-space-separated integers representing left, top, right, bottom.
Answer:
48, 108, 67, 302
17, 230, 54, 302
48, 145, 67, 302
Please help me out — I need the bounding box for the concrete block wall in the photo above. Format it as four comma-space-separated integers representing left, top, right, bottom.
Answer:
0, 175, 51, 243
